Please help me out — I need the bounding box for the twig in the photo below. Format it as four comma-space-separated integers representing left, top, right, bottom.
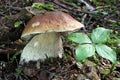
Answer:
12, 0, 18, 5
59, 0, 79, 9
5, 6, 22, 11
81, 14, 87, 31
77, 0, 95, 11
0, 48, 17, 54
76, 0, 95, 30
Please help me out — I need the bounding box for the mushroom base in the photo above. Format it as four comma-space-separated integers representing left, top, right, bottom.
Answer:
20, 32, 63, 64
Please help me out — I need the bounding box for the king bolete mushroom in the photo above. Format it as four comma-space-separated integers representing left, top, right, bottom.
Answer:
20, 11, 84, 64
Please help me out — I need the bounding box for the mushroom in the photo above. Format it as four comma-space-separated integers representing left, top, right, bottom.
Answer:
20, 11, 84, 64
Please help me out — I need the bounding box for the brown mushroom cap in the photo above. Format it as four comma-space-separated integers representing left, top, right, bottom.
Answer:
21, 11, 84, 39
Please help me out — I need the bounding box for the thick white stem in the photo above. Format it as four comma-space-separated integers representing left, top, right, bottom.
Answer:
20, 32, 63, 64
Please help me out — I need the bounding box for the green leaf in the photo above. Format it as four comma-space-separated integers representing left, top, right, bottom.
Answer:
68, 33, 92, 44
32, 3, 54, 11
14, 21, 22, 28
95, 44, 117, 63
10, 50, 22, 62
76, 44, 95, 61
91, 27, 111, 43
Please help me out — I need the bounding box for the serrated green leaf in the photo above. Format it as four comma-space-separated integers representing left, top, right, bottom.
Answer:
95, 44, 117, 63
68, 33, 92, 44
91, 27, 111, 43
76, 44, 95, 61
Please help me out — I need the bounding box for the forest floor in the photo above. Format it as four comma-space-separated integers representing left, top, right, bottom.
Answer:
0, 0, 120, 80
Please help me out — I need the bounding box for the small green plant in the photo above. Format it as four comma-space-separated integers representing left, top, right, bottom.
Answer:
14, 21, 23, 28
92, 0, 103, 6
10, 50, 22, 62
68, 27, 117, 64
16, 67, 24, 74
92, 0, 116, 8
32, 3, 54, 11
24, 0, 30, 4
91, 9, 108, 15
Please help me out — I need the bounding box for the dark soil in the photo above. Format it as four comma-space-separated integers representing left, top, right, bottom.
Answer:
0, 0, 120, 80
